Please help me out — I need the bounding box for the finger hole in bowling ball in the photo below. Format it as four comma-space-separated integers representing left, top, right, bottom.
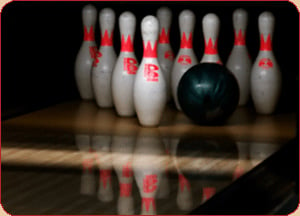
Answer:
177, 63, 239, 125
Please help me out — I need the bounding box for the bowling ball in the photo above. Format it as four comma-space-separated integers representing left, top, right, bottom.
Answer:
177, 63, 239, 125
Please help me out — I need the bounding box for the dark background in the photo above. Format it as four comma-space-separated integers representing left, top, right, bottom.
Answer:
2, 1, 299, 119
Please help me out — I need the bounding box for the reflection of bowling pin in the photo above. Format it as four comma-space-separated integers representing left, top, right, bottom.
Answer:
92, 8, 117, 108
74, 102, 98, 195
157, 7, 174, 102
226, 9, 252, 106
201, 187, 216, 204
250, 12, 281, 114
233, 142, 250, 180
250, 142, 280, 167
92, 135, 114, 202
75, 5, 97, 100
177, 173, 193, 210
112, 11, 138, 117
156, 140, 171, 199
170, 138, 193, 211
133, 16, 167, 127
171, 10, 198, 111
132, 128, 165, 215
111, 130, 136, 215
200, 13, 222, 64
76, 134, 96, 195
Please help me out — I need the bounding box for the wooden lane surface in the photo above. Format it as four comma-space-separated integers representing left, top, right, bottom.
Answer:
1, 100, 296, 169
1, 100, 297, 214
2, 100, 297, 142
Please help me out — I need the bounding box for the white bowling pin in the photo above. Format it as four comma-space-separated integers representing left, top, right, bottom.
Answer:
133, 16, 167, 127
157, 7, 174, 102
75, 5, 97, 100
250, 12, 281, 114
92, 134, 114, 202
171, 10, 198, 111
112, 12, 138, 117
200, 13, 222, 64
226, 9, 252, 106
132, 128, 165, 215
92, 8, 117, 108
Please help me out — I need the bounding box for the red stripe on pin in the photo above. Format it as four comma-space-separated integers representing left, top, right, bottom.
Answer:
159, 28, 170, 44
84, 26, 95, 41
143, 41, 157, 58
260, 34, 272, 51
121, 35, 134, 52
204, 38, 218, 54
234, 29, 246, 46
180, 32, 193, 48
101, 30, 113, 46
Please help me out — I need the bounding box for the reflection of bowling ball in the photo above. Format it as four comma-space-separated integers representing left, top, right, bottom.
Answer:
175, 136, 238, 204
176, 136, 238, 180
177, 63, 239, 125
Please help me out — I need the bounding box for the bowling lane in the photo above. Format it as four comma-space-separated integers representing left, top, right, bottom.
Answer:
1, 101, 296, 215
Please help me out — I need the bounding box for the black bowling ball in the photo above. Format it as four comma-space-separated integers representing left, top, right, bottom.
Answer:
177, 63, 239, 125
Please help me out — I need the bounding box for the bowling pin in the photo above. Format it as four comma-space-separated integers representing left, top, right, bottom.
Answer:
250, 12, 281, 114
133, 16, 167, 127
92, 8, 117, 108
92, 134, 114, 202
112, 12, 138, 117
200, 13, 222, 64
157, 7, 174, 102
75, 5, 97, 100
171, 10, 198, 111
132, 128, 165, 215
226, 9, 252, 106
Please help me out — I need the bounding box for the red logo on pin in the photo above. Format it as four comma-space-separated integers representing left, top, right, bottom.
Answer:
258, 58, 273, 69
89, 46, 102, 67
123, 58, 138, 75
120, 183, 132, 197
178, 55, 192, 65
143, 174, 158, 193
164, 50, 174, 60
144, 64, 159, 82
